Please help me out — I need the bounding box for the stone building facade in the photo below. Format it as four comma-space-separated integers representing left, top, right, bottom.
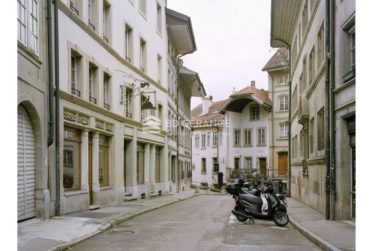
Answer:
262, 48, 290, 188
270, 0, 355, 220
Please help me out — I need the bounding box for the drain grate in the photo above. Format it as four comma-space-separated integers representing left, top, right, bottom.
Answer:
108, 228, 135, 236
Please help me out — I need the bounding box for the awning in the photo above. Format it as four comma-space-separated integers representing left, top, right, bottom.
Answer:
179, 66, 206, 97
166, 8, 196, 54
270, 0, 302, 48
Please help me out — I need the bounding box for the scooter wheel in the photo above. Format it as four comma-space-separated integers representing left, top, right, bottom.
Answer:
273, 210, 289, 227
236, 215, 248, 222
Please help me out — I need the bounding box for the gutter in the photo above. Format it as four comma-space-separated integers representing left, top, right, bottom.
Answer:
325, 0, 336, 220
47, 0, 54, 147
54, 0, 61, 216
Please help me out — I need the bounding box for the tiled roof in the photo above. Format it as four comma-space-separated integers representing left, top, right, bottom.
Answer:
191, 100, 226, 124
262, 48, 289, 71
230, 86, 270, 104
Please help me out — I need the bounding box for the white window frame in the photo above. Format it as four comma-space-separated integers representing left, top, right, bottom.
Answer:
250, 105, 260, 120
157, 3, 162, 34
234, 129, 241, 147
243, 129, 252, 147
18, 0, 39, 56
140, 38, 146, 72
279, 122, 288, 139
212, 132, 218, 147
279, 95, 289, 111
201, 134, 206, 148
257, 128, 266, 146
195, 134, 200, 148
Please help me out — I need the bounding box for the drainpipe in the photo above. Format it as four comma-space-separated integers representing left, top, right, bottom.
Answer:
47, 0, 54, 147
325, 0, 336, 220
54, 0, 61, 216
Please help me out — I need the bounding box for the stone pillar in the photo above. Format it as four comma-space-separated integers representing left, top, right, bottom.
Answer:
81, 130, 89, 193
92, 132, 100, 203
160, 145, 168, 183
150, 145, 156, 186
126, 132, 138, 197
144, 143, 150, 185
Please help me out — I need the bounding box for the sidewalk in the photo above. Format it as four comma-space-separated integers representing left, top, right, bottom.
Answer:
287, 198, 355, 251
18, 190, 199, 251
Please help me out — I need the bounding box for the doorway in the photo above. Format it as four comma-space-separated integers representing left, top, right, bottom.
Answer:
278, 152, 288, 176
259, 158, 267, 177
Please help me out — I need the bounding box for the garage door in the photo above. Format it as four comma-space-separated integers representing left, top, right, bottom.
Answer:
18, 105, 35, 221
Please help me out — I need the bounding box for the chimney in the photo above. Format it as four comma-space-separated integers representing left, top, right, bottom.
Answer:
201, 96, 213, 115
250, 81, 256, 88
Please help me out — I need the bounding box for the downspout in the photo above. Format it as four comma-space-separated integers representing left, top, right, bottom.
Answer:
54, 0, 61, 216
325, 0, 331, 220
47, 0, 54, 147
176, 52, 190, 193
325, 0, 336, 220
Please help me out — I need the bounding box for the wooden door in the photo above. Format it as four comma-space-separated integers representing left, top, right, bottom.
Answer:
278, 152, 288, 176
259, 158, 267, 176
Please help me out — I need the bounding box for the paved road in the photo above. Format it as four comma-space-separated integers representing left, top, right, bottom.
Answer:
70, 195, 321, 251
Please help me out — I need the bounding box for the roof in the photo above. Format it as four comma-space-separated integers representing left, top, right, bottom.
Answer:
220, 85, 272, 113
166, 8, 197, 54
270, 0, 302, 47
262, 48, 289, 71
179, 66, 206, 97
191, 100, 226, 126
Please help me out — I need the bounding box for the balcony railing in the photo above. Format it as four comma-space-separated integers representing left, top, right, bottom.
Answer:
103, 35, 109, 43
140, 67, 145, 72
69, 2, 79, 16
125, 56, 131, 63
89, 96, 97, 104
104, 103, 110, 110
71, 87, 81, 97
88, 21, 96, 31
125, 112, 133, 119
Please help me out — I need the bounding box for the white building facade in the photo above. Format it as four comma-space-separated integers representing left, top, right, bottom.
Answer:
51, 0, 204, 215
192, 83, 272, 187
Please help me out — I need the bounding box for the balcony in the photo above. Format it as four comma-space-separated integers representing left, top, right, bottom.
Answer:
104, 103, 110, 110
103, 35, 109, 43
69, 2, 79, 16
88, 20, 96, 31
125, 112, 133, 119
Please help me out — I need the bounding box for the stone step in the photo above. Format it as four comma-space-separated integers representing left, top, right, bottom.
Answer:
124, 197, 137, 201
150, 192, 158, 198
124, 192, 132, 197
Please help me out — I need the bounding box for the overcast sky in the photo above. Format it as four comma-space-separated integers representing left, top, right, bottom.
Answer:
167, 0, 274, 108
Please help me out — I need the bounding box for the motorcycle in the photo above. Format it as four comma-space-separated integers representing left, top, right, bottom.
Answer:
226, 180, 289, 227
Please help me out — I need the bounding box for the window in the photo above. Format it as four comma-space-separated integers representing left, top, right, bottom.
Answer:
195, 134, 200, 148
317, 108, 324, 150
317, 23, 324, 68
279, 122, 288, 139
309, 47, 315, 84
201, 133, 206, 148
88, 63, 98, 104
102, 0, 110, 43
342, 18, 355, 83
250, 105, 260, 120
139, 0, 146, 16
207, 132, 211, 147
243, 129, 252, 147
18, 0, 39, 55
245, 157, 253, 170
69, 0, 80, 16
124, 24, 133, 62
212, 132, 218, 147
157, 3, 162, 34
300, 57, 307, 92
201, 158, 206, 174
63, 127, 81, 190
348, 26, 356, 70
234, 129, 241, 147
158, 104, 163, 127
103, 73, 111, 110
157, 54, 162, 83
212, 158, 218, 174
278, 75, 287, 85
234, 158, 240, 170
219, 131, 223, 146
99, 135, 110, 186
257, 128, 266, 146
125, 87, 133, 118
292, 36, 298, 67
310, 117, 314, 154
87, 0, 97, 30
140, 38, 147, 72
302, 0, 308, 36
70, 51, 82, 97
279, 95, 289, 111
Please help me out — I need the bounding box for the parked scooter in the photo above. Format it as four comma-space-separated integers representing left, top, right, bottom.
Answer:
226, 180, 289, 227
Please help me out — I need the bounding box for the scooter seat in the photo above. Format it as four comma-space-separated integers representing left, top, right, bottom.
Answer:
239, 193, 262, 205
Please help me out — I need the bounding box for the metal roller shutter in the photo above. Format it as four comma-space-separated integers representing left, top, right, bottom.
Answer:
17, 105, 35, 221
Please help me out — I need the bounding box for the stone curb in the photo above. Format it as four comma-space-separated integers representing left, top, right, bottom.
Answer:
289, 216, 341, 251
48, 194, 196, 251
